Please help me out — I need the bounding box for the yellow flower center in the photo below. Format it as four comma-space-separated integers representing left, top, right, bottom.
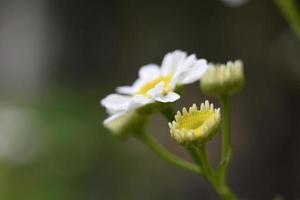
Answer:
176, 110, 214, 136
169, 102, 221, 145
136, 75, 173, 96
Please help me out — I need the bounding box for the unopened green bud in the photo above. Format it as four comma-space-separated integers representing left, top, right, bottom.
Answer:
200, 60, 244, 96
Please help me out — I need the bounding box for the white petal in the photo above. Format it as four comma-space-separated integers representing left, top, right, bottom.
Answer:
155, 92, 180, 103
169, 76, 180, 89
179, 59, 208, 84
169, 54, 198, 86
129, 95, 153, 109
182, 54, 197, 70
100, 94, 131, 113
147, 82, 165, 96
103, 111, 126, 125
138, 64, 160, 81
116, 86, 135, 94
106, 107, 118, 115
161, 50, 187, 75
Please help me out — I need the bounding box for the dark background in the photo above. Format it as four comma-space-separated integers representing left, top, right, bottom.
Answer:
0, 0, 299, 199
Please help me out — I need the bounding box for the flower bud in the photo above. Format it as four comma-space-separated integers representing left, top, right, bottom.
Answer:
200, 60, 244, 96
169, 101, 221, 146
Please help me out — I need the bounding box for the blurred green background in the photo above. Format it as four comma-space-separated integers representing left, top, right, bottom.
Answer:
0, 0, 299, 199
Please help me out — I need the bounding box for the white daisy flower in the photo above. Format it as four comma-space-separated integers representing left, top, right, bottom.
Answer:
101, 50, 208, 135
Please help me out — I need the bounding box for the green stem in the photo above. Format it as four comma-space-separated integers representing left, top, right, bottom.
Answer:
214, 184, 238, 200
187, 147, 202, 167
198, 144, 213, 179
219, 95, 232, 184
191, 144, 237, 200
275, 0, 300, 39
136, 131, 202, 175
187, 147, 203, 172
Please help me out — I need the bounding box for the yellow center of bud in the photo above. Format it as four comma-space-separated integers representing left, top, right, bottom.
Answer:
169, 101, 221, 145
176, 110, 214, 132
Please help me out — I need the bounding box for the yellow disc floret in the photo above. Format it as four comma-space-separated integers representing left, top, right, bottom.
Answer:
169, 101, 221, 145
136, 75, 173, 96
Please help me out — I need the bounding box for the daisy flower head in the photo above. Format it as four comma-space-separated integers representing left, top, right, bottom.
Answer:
101, 50, 208, 136
116, 50, 208, 103
169, 101, 221, 146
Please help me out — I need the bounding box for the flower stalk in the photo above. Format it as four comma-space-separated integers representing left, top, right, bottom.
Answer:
136, 131, 202, 175
214, 184, 237, 200
189, 144, 237, 200
210, 94, 237, 200
275, 0, 300, 39
219, 94, 232, 184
